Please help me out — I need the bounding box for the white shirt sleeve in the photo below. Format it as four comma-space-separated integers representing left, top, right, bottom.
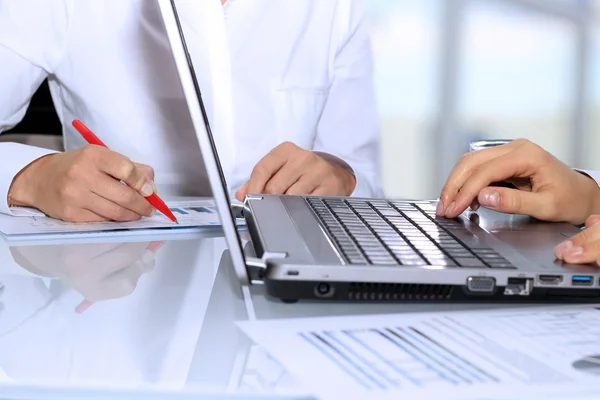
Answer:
0, 0, 71, 216
312, 0, 383, 198
576, 170, 600, 187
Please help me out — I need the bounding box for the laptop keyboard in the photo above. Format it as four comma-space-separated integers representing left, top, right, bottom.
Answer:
307, 197, 515, 269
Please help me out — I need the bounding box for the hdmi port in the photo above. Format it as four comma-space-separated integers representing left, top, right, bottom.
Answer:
538, 275, 563, 285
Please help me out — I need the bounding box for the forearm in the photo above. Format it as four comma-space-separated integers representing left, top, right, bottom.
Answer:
0, 143, 57, 216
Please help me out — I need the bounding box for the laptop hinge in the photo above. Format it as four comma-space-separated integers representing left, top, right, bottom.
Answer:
245, 251, 288, 285
231, 203, 245, 219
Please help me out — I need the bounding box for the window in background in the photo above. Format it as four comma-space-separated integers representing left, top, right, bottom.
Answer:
458, 0, 577, 165
367, 0, 441, 198
589, 3, 600, 169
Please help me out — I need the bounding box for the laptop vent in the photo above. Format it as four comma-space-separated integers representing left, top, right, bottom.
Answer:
347, 282, 454, 301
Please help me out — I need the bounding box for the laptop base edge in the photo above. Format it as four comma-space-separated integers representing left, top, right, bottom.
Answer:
265, 279, 600, 304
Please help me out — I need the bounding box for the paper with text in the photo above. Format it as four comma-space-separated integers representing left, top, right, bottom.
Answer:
239, 305, 600, 400
0, 199, 232, 237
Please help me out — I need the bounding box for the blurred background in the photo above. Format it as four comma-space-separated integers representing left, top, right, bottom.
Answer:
368, 0, 600, 198
7, 0, 600, 199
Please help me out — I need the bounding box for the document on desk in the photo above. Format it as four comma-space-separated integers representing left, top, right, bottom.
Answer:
239, 305, 600, 400
0, 199, 236, 237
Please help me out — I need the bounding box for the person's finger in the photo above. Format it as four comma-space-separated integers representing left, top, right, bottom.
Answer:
246, 148, 289, 195
83, 191, 143, 222
438, 143, 517, 215
89, 173, 153, 217
235, 183, 249, 202
135, 163, 156, 193
58, 204, 106, 222
445, 152, 529, 218
134, 163, 155, 181
310, 183, 341, 197
475, 187, 551, 219
585, 215, 600, 228
91, 149, 154, 197
557, 240, 600, 264
555, 225, 600, 264
285, 173, 322, 195
264, 154, 318, 195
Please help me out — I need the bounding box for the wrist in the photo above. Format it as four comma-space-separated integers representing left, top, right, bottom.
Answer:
330, 161, 357, 195
313, 151, 357, 195
578, 173, 600, 223
8, 154, 54, 208
590, 186, 600, 217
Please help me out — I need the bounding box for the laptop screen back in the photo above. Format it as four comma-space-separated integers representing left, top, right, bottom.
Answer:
157, 0, 249, 284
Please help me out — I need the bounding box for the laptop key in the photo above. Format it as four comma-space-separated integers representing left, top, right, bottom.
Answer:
478, 254, 505, 261
453, 257, 487, 268
445, 249, 474, 258
427, 257, 457, 266
400, 259, 428, 266
488, 263, 516, 269
369, 257, 398, 265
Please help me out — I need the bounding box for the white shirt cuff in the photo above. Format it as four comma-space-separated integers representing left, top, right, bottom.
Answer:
0, 142, 57, 216
575, 169, 600, 188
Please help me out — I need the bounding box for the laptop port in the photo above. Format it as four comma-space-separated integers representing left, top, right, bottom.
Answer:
504, 277, 533, 296
467, 276, 496, 293
314, 282, 335, 298
538, 275, 563, 285
572, 276, 593, 287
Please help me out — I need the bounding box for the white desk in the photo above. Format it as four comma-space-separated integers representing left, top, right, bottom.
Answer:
0, 231, 530, 400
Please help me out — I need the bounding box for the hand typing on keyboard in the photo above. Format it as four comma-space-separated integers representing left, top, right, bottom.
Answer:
437, 139, 600, 226
555, 215, 600, 266
308, 198, 515, 269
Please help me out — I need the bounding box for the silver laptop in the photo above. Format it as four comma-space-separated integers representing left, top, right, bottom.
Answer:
158, 0, 600, 303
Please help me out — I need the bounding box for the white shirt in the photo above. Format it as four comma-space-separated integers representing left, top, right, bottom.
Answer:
0, 0, 382, 216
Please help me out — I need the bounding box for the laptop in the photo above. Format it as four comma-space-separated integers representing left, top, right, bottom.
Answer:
158, 0, 600, 303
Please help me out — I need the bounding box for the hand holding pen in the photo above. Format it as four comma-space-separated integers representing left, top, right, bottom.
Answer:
7, 120, 177, 223
72, 120, 177, 222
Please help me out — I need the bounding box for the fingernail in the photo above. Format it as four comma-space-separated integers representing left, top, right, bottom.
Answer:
436, 201, 444, 216
480, 190, 499, 208
141, 182, 154, 197
149, 209, 155, 217
554, 240, 573, 260
445, 202, 455, 216
151, 181, 157, 194
565, 246, 583, 259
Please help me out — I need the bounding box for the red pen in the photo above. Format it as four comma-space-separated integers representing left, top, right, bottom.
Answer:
71, 120, 178, 223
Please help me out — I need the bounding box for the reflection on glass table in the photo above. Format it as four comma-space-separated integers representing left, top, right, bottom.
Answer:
9, 241, 165, 310
0, 236, 242, 396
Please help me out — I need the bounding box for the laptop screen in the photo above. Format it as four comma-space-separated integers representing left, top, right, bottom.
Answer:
158, 0, 249, 284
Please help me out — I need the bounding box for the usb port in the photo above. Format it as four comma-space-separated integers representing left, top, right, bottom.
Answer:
572, 276, 593, 286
